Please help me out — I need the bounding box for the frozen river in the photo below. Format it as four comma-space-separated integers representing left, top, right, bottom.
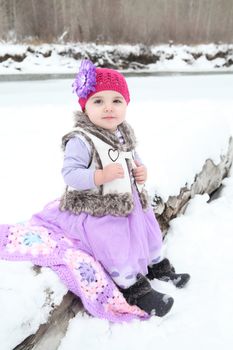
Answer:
0, 73, 233, 108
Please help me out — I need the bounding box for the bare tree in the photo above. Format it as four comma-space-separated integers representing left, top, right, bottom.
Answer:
0, 0, 233, 44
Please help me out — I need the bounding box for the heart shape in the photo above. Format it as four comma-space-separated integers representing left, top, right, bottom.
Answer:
108, 148, 120, 162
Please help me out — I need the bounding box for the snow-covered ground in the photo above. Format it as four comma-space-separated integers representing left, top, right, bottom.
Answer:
0, 74, 233, 349
0, 42, 233, 74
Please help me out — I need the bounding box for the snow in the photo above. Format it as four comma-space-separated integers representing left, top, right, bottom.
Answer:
58, 177, 233, 350
0, 73, 233, 349
0, 261, 67, 349
0, 42, 233, 74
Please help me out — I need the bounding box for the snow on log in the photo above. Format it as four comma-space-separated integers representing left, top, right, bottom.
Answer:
153, 137, 233, 233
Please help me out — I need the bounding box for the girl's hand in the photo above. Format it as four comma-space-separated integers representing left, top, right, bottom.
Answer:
94, 163, 124, 186
132, 160, 147, 184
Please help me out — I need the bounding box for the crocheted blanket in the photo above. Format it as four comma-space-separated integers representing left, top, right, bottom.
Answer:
0, 222, 148, 323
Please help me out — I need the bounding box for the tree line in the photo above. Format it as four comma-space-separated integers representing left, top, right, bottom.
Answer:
0, 0, 233, 44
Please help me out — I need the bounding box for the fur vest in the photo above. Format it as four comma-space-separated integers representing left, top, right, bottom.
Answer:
59, 111, 150, 216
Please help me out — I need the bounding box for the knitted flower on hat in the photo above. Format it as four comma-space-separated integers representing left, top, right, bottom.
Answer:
72, 59, 96, 98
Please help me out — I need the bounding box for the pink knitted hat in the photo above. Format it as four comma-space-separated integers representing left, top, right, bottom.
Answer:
72, 60, 130, 111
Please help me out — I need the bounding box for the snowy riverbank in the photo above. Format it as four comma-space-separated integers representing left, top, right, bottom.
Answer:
0, 42, 233, 76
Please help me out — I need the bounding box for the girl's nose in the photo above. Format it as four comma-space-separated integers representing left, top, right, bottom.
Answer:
104, 103, 113, 111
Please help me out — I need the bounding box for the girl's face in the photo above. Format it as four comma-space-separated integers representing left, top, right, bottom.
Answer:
84, 90, 127, 131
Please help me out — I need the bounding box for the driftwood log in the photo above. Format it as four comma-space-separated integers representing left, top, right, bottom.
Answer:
153, 136, 233, 234
12, 136, 233, 350
13, 289, 83, 350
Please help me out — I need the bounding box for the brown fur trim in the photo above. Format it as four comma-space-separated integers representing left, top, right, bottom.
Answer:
139, 187, 150, 210
59, 190, 134, 217
71, 111, 137, 151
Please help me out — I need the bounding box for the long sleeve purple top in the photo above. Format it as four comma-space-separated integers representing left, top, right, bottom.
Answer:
61, 133, 142, 191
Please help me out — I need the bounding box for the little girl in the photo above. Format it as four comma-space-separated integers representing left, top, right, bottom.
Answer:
52, 60, 190, 317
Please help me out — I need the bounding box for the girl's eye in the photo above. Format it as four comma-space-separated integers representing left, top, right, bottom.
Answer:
94, 99, 102, 104
113, 99, 122, 103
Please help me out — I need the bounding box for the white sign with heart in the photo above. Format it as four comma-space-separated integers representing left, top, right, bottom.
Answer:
108, 148, 120, 162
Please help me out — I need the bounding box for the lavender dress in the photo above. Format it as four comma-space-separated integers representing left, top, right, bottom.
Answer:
31, 133, 163, 288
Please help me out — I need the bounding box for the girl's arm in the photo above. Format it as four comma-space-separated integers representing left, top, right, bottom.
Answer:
132, 151, 147, 184
134, 150, 143, 165
61, 137, 96, 190
62, 137, 125, 190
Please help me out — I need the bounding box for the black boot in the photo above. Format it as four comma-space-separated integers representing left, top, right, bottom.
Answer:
120, 274, 174, 317
147, 258, 190, 288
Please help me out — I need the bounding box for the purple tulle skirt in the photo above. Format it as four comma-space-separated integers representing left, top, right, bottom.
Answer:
30, 187, 162, 288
